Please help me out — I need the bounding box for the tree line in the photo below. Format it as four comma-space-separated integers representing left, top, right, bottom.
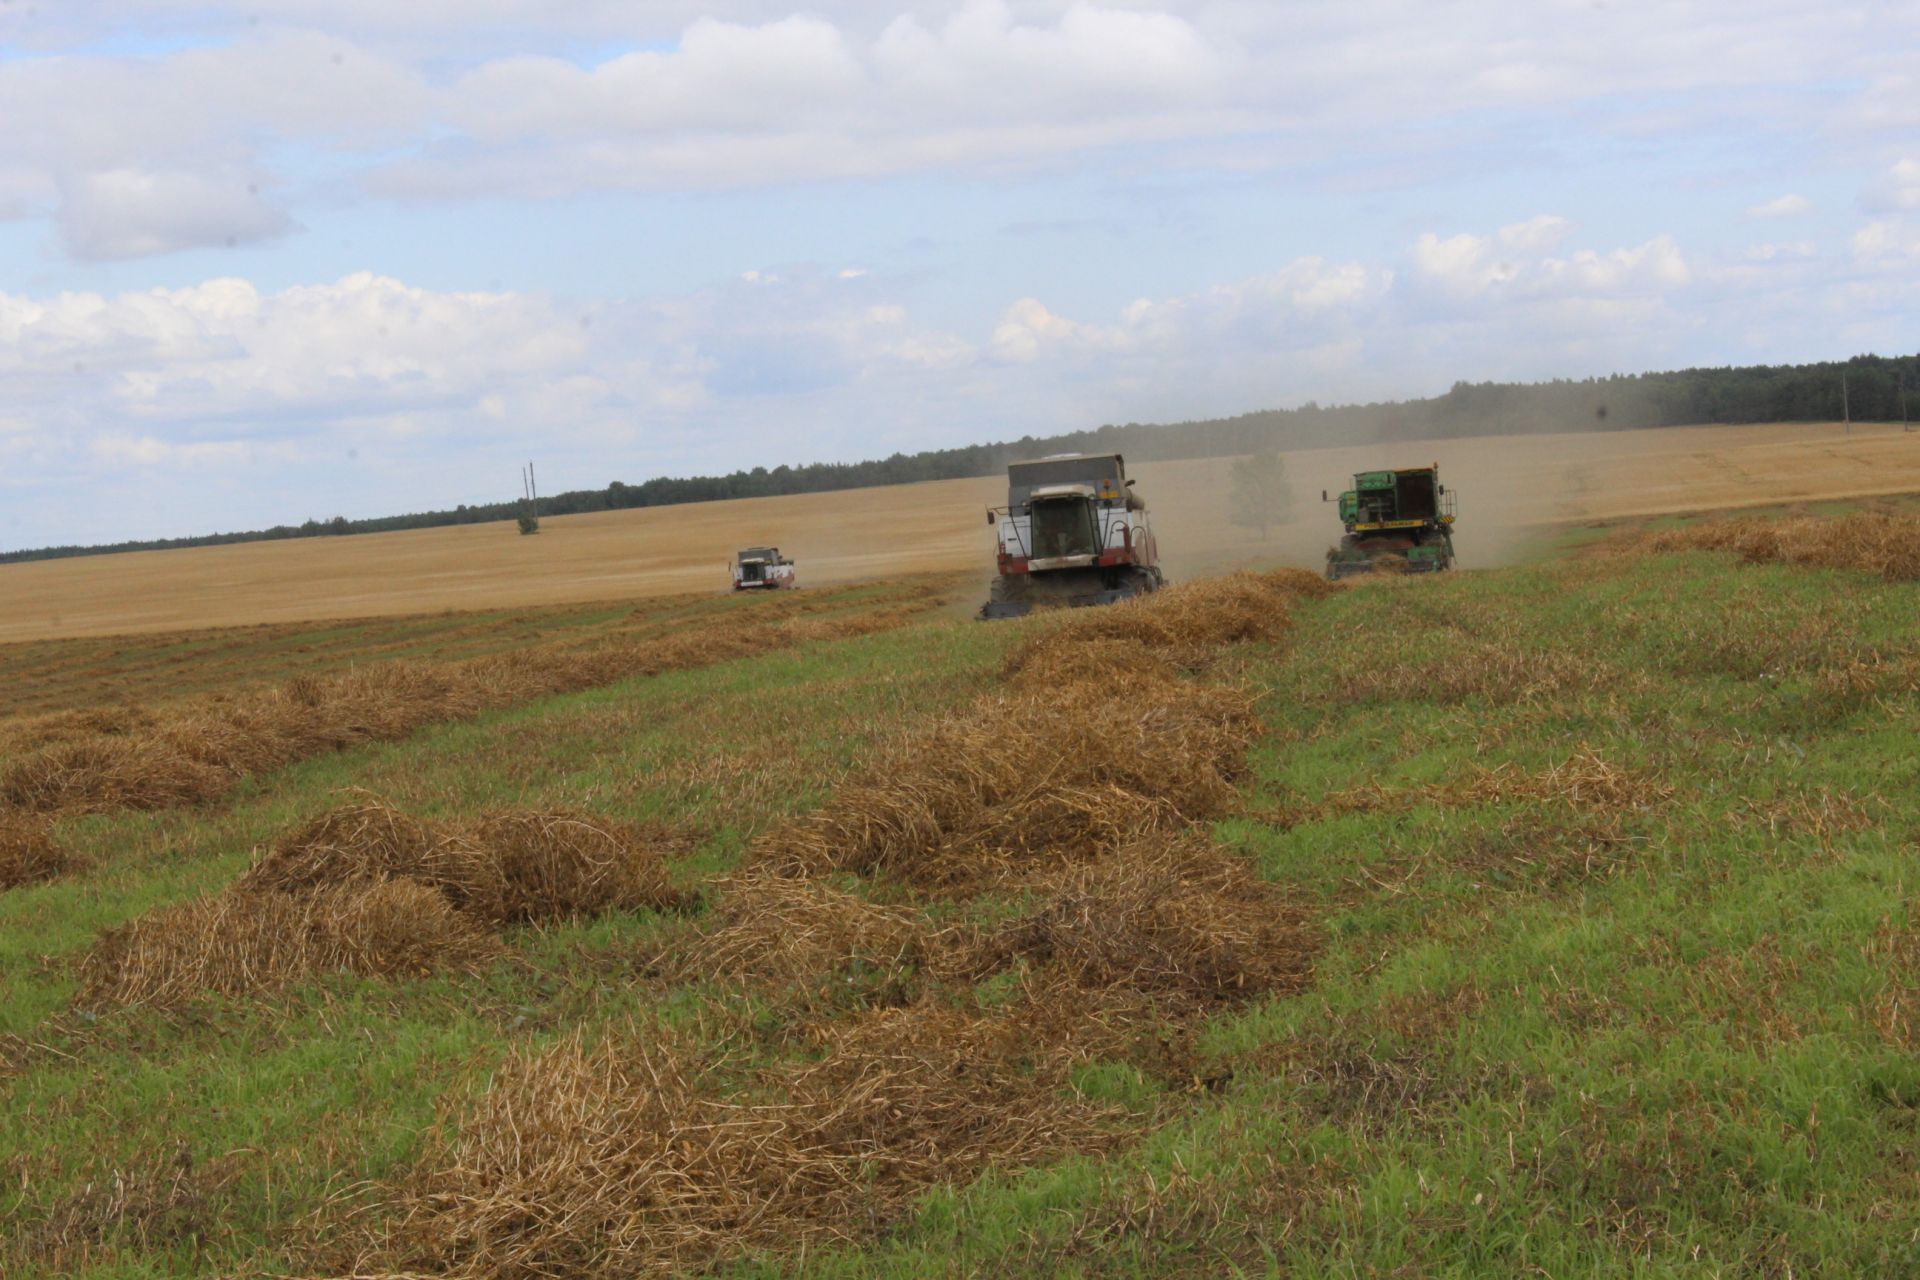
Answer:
6, 351, 1914, 564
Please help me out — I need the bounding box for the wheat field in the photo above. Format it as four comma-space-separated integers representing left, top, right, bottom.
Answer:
3, 420, 1916, 641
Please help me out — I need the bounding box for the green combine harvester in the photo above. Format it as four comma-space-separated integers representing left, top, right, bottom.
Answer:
1324, 463, 1457, 579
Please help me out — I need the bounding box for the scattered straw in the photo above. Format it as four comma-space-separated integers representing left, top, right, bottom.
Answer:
353, 1006, 1124, 1278
986, 836, 1319, 1007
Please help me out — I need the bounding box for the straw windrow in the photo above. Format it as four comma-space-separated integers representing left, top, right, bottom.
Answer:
0, 601, 935, 817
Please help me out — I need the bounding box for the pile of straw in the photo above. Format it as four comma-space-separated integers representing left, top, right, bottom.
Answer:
1448, 745, 1675, 812
241, 802, 687, 924
754, 680, 1257, 888
80, 799, 685, 1007
0, 818, 73, 890
77, 880, 501, 1007
674, 870, 934, 992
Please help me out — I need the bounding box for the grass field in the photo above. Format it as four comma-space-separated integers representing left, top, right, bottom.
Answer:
3, 420, 1916, 642
3, 503, 1918, 1277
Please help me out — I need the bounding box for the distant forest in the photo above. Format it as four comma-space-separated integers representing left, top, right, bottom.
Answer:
7, 351, 1916, 564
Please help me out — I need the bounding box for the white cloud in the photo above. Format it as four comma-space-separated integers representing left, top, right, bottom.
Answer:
1864, 158, 1920, 213
57, 168, 294, 260
0, 2, 1912, 253
1413, 221, 1690, 300
1851, 219, 1920, 264
1747, 193, 1811, 218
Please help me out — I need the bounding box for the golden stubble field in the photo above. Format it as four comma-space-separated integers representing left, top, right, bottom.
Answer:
3, 421, 1916, 641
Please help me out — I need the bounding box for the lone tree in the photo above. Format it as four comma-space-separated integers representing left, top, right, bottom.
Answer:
1228, 449, 1291, 539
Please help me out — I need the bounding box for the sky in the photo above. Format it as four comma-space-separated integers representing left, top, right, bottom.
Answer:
1, 1, 1916, 548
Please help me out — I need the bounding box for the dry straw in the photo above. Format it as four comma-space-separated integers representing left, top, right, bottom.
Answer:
0, 602, 933, 817
80, 800, 687, 1008
1647, 511, 1920, 581
76, 880, 502, 1008
357, 1004, 1126, 1279
0, 817, 74, 890
321, 567, 1333, 1276
984, 835, 1320, 1008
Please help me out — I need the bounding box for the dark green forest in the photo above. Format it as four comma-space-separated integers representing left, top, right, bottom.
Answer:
7, 352, 1915, 563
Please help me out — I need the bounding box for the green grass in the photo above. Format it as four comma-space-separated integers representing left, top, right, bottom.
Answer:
4, 545, 1918, 1276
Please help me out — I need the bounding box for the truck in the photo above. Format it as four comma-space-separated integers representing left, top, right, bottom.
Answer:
979, 453, 1162, 618
731, 546, 796, 591
1324, 464, 1457, 579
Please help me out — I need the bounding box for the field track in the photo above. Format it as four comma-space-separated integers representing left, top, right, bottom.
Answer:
2, 421, 1915, 641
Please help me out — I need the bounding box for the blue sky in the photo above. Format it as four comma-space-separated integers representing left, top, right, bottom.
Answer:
1, 1, 1916, 547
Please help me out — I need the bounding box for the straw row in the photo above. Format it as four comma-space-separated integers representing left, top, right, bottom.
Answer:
1, 602, 931, 817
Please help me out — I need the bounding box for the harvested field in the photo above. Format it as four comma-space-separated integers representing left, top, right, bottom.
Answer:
0, 593, 938, 816
2, 421, 1913, 643
324, 558, 1328, 1278
11, 507, 1920, 1279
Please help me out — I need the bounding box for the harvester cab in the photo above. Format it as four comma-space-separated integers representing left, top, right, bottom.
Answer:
979, 453, 1163, 619
1324, 464, 1457, 579
731, 546, 796, 591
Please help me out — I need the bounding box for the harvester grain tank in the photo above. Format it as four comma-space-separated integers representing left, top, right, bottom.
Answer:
1323, 464, 1457, 579
731, 546, 796, 591
979, 453, 1162, 619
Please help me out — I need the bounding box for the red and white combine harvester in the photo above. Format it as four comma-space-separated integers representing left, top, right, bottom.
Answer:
979, 453, 1163, 619
730, 546, 796, 591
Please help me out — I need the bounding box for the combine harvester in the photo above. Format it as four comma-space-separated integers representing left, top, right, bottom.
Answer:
730, 546, 796, 592
1324, 464, 1458, 579
980, 453, 1163, 619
